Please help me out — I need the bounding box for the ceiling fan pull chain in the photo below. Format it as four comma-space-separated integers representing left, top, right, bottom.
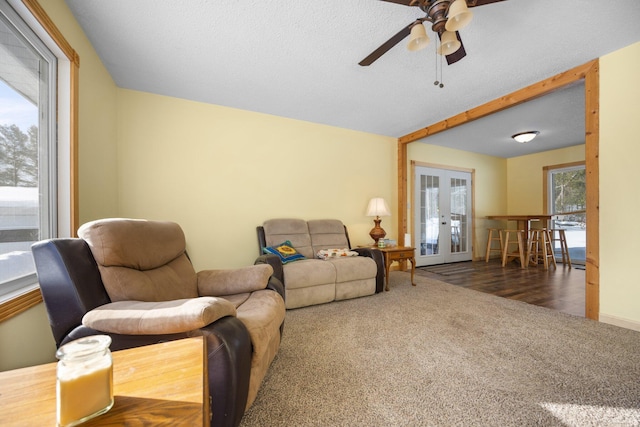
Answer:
434, 38, 440, 87
434, 37, 444, 88
439, 49, 444, 88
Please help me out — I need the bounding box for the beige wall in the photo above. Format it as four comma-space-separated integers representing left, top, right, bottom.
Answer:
506, 145, 585, 214
599, 41, 640, 328
116, 89, 397, 270
407, 143, 507, 260
0, 0, 119, 371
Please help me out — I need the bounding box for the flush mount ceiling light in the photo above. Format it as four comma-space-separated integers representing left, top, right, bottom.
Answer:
512, 131, 540, 143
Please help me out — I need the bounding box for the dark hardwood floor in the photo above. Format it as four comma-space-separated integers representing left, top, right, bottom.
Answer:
415, 259, 586, 317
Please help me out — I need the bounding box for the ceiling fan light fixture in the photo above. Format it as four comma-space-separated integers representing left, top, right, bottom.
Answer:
437, 31, 461, 55
512, 131, 540, 143
407, 23, 430, 52
446, 0, 473, 32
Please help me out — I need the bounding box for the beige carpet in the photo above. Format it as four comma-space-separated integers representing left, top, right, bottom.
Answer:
240, 272, 640, 427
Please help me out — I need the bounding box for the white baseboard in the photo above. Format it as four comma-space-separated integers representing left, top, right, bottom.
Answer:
599, 313, 640, 332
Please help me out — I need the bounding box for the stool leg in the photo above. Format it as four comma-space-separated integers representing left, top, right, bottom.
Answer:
485, 229, 493, 263
545, 229, 557, 269
517, 230, 526, 269
541, 230, 549, 269
559, 229, 572, 268
501, 230, 509, 267
527, 229, 540, 267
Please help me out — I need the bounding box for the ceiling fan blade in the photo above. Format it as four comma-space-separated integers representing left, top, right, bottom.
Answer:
445, 31, 466, 65
378, 0, 415, 5
359, 22, 415, 66
467, 0, 507, 7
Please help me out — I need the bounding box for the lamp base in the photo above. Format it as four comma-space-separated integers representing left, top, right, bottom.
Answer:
369, 217, 387, 244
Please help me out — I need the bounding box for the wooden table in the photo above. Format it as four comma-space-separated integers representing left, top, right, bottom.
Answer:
486, 215, 552, 243
0, 337, 209, 426
377, 246, 416, 291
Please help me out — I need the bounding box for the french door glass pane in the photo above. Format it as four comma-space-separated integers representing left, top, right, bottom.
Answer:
450, 177, 468, 253
420, 174, 440, 256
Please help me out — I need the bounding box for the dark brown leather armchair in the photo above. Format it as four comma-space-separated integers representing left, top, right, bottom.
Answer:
32, 231, 284, 427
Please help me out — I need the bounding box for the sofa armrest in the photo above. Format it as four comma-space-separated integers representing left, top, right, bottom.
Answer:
255, 253, 284, 284
198, 264, 274, 296
82, 297, 237, 335
352, 248, 385, 293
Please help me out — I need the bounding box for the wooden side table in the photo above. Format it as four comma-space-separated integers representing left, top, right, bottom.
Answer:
377, 246, 416, 291
0, 337, 208, 426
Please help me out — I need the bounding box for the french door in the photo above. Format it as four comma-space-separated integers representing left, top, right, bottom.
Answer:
414, 166, 472, 266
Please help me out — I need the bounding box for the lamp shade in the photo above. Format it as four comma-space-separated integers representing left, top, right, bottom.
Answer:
445, 0, 473, 32
366, 198, 391, 217
406, 23, 430, 52
437, 31, 461, 56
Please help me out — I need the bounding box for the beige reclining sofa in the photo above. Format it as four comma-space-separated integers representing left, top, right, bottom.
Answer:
256, 218, 384, 309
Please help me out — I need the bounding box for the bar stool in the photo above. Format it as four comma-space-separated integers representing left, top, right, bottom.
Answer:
549, 228, 572, 268
527, 229, 557, 270
501, 229, 526, 268
485, 228, 503, 262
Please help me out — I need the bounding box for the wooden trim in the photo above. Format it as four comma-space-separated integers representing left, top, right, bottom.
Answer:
19, 0, 78, 65
413, 161, 474, 174
399, 60, 596, 145
584, 60, 599, 320
0, 0, 80, 322
398, 140, 408, 245
0, 288, 43, 323
397, 58, 599, 320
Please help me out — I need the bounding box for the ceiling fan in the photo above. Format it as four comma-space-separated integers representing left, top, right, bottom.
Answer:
359, 0, 507, 67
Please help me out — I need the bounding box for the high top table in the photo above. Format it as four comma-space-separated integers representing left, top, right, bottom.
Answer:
0, 337, 208, 426
486, 214, 552, 244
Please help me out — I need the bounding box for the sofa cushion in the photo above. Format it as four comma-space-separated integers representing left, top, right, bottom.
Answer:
263, 219, 314, 259
282, 258, 336, 290
82, 297, 237, 335
308, 219, 350, 254
328, 256, 377, 283
78, 218, 198, 302
262, 241, 306, 264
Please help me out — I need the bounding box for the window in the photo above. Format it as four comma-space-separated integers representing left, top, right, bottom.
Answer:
546, 162, 586, 265
0, 0, 77, 319
0, 0, 55, 302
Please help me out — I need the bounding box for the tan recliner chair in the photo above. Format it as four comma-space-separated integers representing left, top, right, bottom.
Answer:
34, 218, 286, 426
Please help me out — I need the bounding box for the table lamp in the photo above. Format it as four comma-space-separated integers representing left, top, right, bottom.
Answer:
366, 197, 391, 244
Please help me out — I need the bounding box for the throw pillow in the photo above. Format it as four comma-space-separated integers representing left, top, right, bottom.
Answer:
316, 248, 359, 260
263, 240, 306, 264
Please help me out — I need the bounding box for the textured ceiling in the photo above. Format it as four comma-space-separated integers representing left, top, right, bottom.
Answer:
65, 0, 640, 157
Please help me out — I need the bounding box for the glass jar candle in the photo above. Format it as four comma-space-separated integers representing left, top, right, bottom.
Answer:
56, 335, 114, 427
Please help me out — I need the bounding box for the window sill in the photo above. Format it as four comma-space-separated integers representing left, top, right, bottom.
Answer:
0, 287, 43, 323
